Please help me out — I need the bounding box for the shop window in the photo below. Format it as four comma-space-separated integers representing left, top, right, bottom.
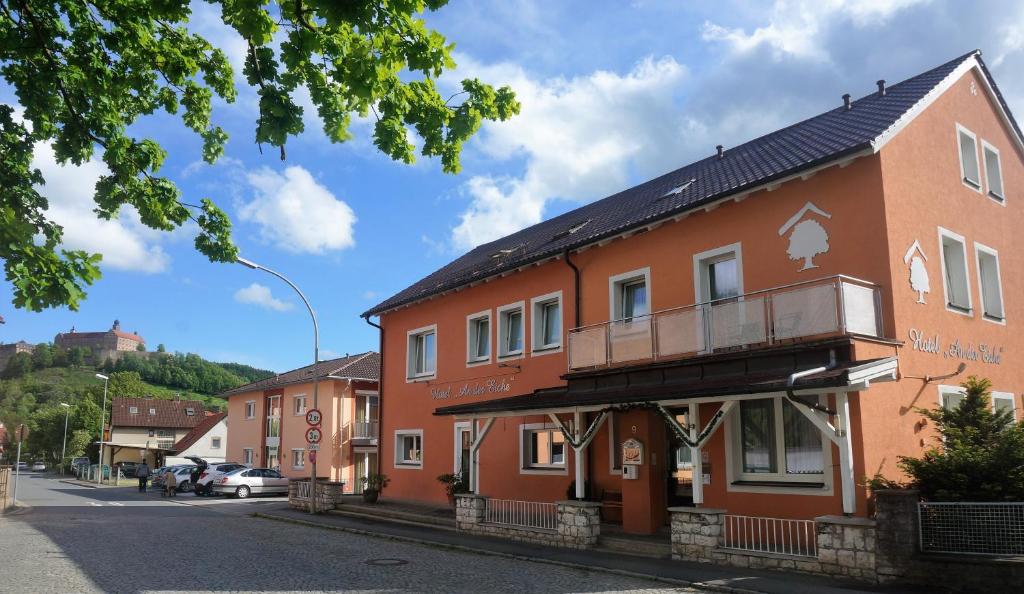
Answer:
521, 425, 566, 471
982, 141, 1004, 202
407, 326, 437, 379
992, 392, 1017, 422
939, 228, 972, 314
957, 124, 981, 190
975, 244, 1004, 322
732, 397, 825, 482
497, 302, 525, 358
243, 448, 254, 465
531, 292, 562, 352
245, 401, 256, 419
395, 430, 423, 467
291, 448, 305, 470
466, 312, 490, 364
293, 394, 307, 416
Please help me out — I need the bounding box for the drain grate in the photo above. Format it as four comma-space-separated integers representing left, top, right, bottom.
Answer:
365, 558, 408, 566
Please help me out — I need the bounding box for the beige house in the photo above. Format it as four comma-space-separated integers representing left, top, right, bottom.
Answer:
104, 397, 207, 469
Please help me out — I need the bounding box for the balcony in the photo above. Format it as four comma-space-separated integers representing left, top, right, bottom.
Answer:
567, 275, 883, 372
346, 420, 379, 442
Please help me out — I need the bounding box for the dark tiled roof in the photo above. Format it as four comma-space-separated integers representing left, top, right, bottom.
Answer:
110, 397, 206, 428
170, 412, 226, 454
218, 352, 380, 398
366, 51, 1017, 318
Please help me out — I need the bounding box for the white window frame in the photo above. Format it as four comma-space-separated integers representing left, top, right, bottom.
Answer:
129, 406, 138, 414
211, 436, 221, 449
518, 423, 569, 475
609, 267, 651, 321
530, 291, 564, 355
394, 429, 424, 468
955, 123, 982, 193
453, 421, 471, 475
291, 448, 305, 470
406, 324, 437, 382
608, 411, 621, 475
245, 400, 256, 419
723, 396, 833, 496
938, 227, 973, 316
991, 391, 1017, 421
693, 242, 744, 303
938, 385, 966, 410
149, 408, 156, 416
243, 447, 254, 465
981, 139, 1006, 204
496, 301, 526, 359
293, 394, 307, 416
974, 242, 1005, 324
465, 310, 491, 366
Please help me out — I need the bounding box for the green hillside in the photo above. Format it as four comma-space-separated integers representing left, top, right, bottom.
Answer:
25, 366, 228, 411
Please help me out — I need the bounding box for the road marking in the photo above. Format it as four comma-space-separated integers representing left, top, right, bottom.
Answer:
109, 502, 124, 506
88, 502, 102, 507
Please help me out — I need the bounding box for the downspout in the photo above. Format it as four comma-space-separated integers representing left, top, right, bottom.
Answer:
785, 365, 837, 415
365, 316, 383, 480
562, 249, 590, 496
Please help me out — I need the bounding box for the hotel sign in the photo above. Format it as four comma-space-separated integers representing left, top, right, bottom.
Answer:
908, 328, 1004, 365
430, 377, 514, 400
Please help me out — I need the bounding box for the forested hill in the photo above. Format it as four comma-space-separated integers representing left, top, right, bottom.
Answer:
99, 352, 273, 395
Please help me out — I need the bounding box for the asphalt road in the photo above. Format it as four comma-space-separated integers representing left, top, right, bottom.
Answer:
1, 473, 697, 593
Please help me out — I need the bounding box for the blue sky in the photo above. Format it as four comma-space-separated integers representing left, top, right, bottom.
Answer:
3, 0, 1024, 373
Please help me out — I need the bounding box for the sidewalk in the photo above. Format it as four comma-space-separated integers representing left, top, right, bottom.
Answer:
57, 478, 127, 489
255, 505, 921, 594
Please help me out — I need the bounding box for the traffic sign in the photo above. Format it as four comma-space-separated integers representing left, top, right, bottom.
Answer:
309, 451, 317, 463
307, 444, 320, 451
305, 426, 323, 444
305, 408, 322, 426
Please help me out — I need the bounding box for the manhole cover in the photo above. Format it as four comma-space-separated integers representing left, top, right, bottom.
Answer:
365, 558, 408, 566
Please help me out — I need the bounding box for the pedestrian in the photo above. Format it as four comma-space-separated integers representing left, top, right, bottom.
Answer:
190, 464, 203, 496
136, 461, 150, 492
163, 468, 176, 497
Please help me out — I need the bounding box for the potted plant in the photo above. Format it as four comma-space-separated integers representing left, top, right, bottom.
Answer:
361, 473, 389, 503
437, 473, 470, 506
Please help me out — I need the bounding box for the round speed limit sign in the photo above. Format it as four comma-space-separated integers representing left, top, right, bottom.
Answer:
305, 408, 322, 426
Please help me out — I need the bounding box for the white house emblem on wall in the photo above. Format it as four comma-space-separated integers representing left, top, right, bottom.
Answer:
904, 240, 930, 304
778, 202, 832, 271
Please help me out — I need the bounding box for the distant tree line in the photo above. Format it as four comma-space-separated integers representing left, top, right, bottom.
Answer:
2, 343, 94, 379
100, 352, 272, 396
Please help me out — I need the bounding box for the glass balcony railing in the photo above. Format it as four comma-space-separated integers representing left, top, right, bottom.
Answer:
567, 275, 883, 372
347, 420, 379, 441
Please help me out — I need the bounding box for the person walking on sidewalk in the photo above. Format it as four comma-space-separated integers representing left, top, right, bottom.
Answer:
163, 468, 177, 497
136, 461, 150, 492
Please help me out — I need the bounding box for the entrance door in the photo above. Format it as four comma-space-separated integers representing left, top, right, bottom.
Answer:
667, 411, 695, 508
353, 451, 378, 494
454, 423, 471, 478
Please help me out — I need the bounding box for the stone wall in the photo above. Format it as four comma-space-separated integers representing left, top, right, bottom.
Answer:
288, 479, 344, 512
455, 495, 601, 549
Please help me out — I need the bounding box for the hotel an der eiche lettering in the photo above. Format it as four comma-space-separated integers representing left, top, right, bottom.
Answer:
359, 50, 1023, 534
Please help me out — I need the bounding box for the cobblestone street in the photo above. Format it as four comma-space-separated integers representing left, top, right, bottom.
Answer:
0, 474, 701, 593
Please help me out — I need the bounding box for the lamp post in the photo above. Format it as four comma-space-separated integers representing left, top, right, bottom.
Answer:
59, 402, 70, 475
95, 373, 109, 484
237, 256, 320, 514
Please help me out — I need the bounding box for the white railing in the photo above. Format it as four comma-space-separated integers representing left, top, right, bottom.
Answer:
294, 480, 312, 499
722, 514, 818, 557
918, 502, 1024, 556
484, 498, 558, 531
350, 421, 379, 440
568, 275, 883, 371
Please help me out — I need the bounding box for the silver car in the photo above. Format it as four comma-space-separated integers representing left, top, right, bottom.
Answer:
211, 468, 288, 498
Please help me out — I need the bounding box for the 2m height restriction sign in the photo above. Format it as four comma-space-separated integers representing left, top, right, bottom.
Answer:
305, 426, 323, 445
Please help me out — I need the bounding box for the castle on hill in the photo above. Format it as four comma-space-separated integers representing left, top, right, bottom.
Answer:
54, 319, 146, 353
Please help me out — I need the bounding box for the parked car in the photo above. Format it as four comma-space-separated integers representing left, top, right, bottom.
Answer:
16, 461, 28, 471
212, 468, 289, 498
70, 457, 91, 469
31, 461, 45, 472
168, 465, 197, 492
114, 461, 139, 477
185, 456, 246, 496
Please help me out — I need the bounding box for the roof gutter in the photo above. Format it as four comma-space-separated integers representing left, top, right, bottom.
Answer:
785, 365, 838, 415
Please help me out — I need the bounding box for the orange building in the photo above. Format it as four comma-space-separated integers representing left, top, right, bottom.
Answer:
222, 352, 380, 492
363, 51, 1022, 535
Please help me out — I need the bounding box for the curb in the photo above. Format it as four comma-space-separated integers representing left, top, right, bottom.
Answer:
59, 480, 100, 489
253, 511, 764, 594
2, 502, 32, 516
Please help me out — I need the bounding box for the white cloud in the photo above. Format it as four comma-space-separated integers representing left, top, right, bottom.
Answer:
362, 290, 379, 300
239, 165, 357, 254
448, 55, 689, 250
233, 282, 293, 311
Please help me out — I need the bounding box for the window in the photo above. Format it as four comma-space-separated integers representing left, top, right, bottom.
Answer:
674, 412, 693, 469
497, 302, 525, 358
292, 448, 305, 469
266, 395, 281, 438
185, 407, 195, 416
157, 429, 173, 438
939, 386, 966, 410
733, 397, 825, 482
531, 292, 563, 352
695, 243, 742, 302
129, 406, 138, 414
939, 228, 972, 314
610, 268, 651, 321
956, 124, 981, 190
992, 392, 1017, 422
149, 408, 156, 415
407, 326, 437, 379
211, 437, 221, 449
466, 311, 491, 364
521, 425, 566, 471
245, 401, 256, 419
148, 429, 155, 437
395, 430, 423, 467
293, 395, 307, 416
982, 141, 1004, 201
243, 448, 254, 465
975, 243, 1004, 322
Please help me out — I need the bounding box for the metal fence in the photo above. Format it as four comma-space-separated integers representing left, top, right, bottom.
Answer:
484, 498, 558, 531
918, 502, 1024, 556
722, 514, 818, 557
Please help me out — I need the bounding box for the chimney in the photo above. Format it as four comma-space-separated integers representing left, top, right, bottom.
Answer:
842, 93, 851, 110
877, 79, 886, 96
716, 145, 724, 159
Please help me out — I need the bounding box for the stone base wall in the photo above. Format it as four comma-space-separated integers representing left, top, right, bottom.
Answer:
288, 480, 344, 512
455, 495, 600, 549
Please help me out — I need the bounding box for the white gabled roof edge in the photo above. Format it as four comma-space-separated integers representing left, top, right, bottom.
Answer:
871, 54, 1024, 155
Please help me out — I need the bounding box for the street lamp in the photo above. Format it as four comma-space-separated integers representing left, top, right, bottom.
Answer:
237, 256, 320, 514
95, 373, 109, 485
59, 402, 70, 475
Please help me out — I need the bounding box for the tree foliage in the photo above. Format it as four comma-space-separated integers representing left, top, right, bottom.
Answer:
102, 352, 274, 395
899, 376, 1024, 501
108, 370, 146, 398
0, 1, 520, 311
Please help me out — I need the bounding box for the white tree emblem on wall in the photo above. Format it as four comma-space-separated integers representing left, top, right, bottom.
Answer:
778, 202, 832, 271
904, 240, 930, 304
